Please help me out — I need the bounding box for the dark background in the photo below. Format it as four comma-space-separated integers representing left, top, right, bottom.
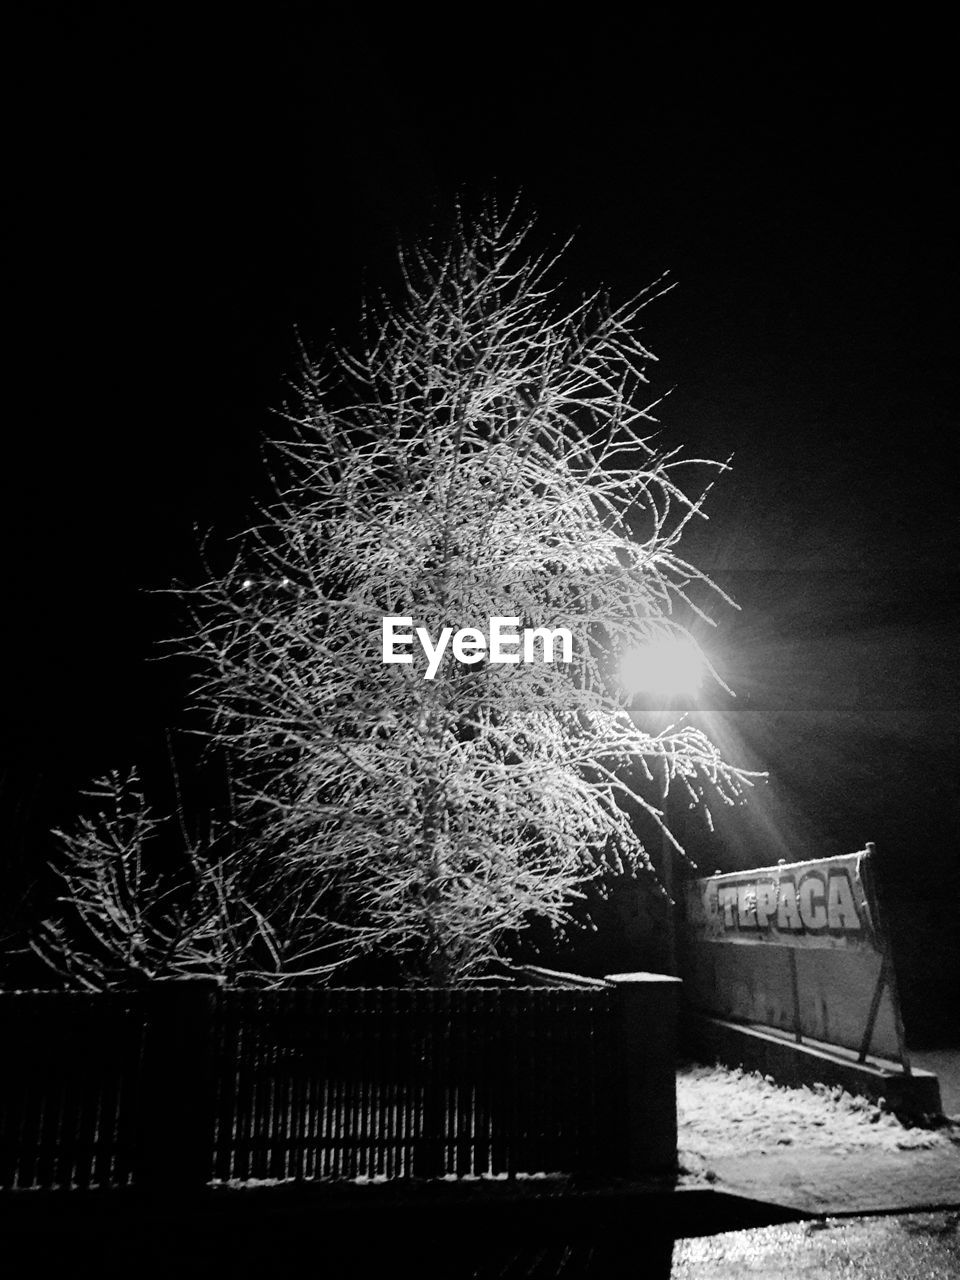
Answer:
4, 8, 956, 1037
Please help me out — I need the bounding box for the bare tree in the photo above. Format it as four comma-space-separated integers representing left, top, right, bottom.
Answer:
32, 767, 344, 989
175, 201, 761, 986
32, 768, 222, 989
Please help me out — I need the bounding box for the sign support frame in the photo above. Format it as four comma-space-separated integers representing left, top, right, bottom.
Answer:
857, 851, 911, 1074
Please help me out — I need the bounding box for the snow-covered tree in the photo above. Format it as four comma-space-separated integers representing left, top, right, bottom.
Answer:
32, 768, 234, 989
33, 764, 343, 989
177, 201, 760, 986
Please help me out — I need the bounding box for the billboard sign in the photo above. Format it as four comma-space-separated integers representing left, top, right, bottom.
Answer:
684, 851, 880, 953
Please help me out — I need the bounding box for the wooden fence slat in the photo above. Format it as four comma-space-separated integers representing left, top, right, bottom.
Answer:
0, 995, 141, 1191
291, 989, 308, 1179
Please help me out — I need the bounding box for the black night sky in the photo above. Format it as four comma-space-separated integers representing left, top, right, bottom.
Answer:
4, 9, 957, 1033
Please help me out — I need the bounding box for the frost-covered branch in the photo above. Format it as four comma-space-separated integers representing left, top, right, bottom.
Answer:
173, 200, 762, 986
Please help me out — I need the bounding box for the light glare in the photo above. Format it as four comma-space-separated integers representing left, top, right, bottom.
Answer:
620, 635, 704, 699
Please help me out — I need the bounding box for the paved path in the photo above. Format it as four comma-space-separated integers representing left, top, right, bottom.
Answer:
671, 1210, 960, 1279
701, 1144, 960, 1216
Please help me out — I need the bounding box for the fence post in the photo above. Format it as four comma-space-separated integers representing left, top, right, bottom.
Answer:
136, 975, 222, 1193
604, 972, 682, 1177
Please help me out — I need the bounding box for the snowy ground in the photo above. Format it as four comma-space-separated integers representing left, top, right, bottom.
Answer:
677, 1063, 960, 1213
678, 1063, 952, 1162
671, 1211, 960, 1280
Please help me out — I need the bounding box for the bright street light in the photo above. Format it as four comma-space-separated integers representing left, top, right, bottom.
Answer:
618, 630, 707, 978
619, 633, 704, 701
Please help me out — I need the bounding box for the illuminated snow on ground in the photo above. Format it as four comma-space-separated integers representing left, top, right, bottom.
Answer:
678, 1063, 953, 1162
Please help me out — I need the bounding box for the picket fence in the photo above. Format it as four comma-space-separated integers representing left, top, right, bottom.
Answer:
0, 975, 678, 1191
